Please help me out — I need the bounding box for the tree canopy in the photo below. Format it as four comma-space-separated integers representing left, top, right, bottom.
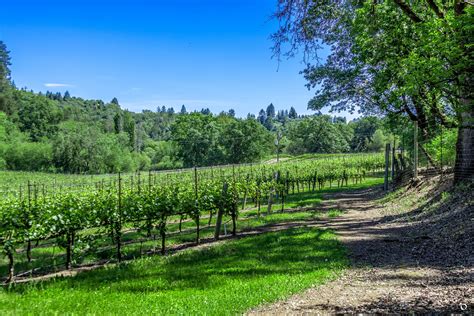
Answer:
273, 0, 473, 183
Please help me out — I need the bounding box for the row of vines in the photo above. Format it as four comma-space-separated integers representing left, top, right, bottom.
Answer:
0, 154, 384, 283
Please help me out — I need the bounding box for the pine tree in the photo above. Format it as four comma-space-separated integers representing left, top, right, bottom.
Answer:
266, 103, 275, 118
113, 112, 123, 133
257, 109, 266, 125
63, 91, 71, 101
289, 107, 297, 119
180, 104, 187, 114
0, 41, 11, 89
111, 97, 119, 105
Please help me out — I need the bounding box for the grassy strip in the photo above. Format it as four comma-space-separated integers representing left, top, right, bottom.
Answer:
0, 227, 347, 315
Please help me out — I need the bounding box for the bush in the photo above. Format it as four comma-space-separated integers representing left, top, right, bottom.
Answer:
4, 142, 53, 171
425, 129, 457, 167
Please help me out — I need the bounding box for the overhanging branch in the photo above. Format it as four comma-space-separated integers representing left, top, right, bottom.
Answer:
426, 0, 444, 18
393, 0, 423, 22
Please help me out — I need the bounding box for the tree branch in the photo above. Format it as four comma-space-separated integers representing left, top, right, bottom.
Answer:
454, 0, 467, 15
402, 96, 418, 121
393, 0, 423, 22
426, 0, 444, 18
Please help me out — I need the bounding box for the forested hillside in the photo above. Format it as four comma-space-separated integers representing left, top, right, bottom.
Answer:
0, 41, 390, 174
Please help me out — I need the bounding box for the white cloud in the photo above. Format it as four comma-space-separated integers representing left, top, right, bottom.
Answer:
44, 83, 74, 88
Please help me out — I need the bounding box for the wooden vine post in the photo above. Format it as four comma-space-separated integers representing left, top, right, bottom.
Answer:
26, 180, 32, 263
281, 171, 285, 212
194, 166, 200, 244
231, 165, 237, 236
391, 140, 396, 181
116, 172, 123, 263
414, 121, 418, 178
266, 172, 277, 215
384, 143, 391, 191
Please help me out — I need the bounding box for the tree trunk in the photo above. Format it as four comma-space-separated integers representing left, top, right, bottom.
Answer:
208, 211, 213, 227
26, 240, 32, 263
160, 222, 166, 255
231, 205, 237, 237
195, 214, 200, 245
6, 251, 14, 284
214, 182, 227, 240
454, 105, 474, 184
66, 232, 72, 270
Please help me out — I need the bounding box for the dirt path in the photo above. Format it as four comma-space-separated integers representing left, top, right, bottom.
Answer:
249, 185, 473, 314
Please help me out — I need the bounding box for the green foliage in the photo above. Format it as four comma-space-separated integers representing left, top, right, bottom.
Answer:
0, 228, 346, 315
425, 129, 457, 166
366, 129, 388, 152
286, 115, 352, 154
171, 113, 273, 167
53, 122, 136, 173
14, 90, 61, 141
272, 1, 472, 182
4, 142, 53, 171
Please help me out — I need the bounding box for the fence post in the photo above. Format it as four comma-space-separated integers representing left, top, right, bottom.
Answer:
414, 121, 418, 178
384, 143, 390, 191
440, 126, 444, 180
391, 139, 396, 181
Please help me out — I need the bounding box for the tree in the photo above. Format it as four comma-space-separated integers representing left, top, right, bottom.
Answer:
0, 41, 11, 92
111, 97, 119, 105
257, 109, 266, 125
220, 119, 272, 163
180, 104, 187, 114
266, 103, 275, 118
286, 115, 351, 154
171, 113, 219, 167
350, 117, 381, 152
273, 1, 473, 183
289, 107, 297, 119
63, 91, 71, 101
123, 111, 135, 149
228, 109, 236, 117
264, 116, 274, 131
52, 122, 135, 173
200, 108, 211, 115
15, 90, 61, 141
113, 112, 123, 133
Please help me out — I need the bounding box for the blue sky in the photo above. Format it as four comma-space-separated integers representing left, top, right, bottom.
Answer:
1, 0, 356, 119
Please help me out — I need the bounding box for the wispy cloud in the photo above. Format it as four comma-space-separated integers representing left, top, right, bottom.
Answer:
44, 83, 74, 88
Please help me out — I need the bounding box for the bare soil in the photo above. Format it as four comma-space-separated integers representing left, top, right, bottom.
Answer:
250, 176, 474, 314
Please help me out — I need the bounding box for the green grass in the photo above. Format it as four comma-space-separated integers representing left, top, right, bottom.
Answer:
0, 227, 347, 315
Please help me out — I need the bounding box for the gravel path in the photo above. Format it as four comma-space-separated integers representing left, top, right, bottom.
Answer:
249, 185, 473, 314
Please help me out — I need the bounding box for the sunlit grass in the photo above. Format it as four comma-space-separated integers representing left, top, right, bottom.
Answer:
0, 228, 347, 315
